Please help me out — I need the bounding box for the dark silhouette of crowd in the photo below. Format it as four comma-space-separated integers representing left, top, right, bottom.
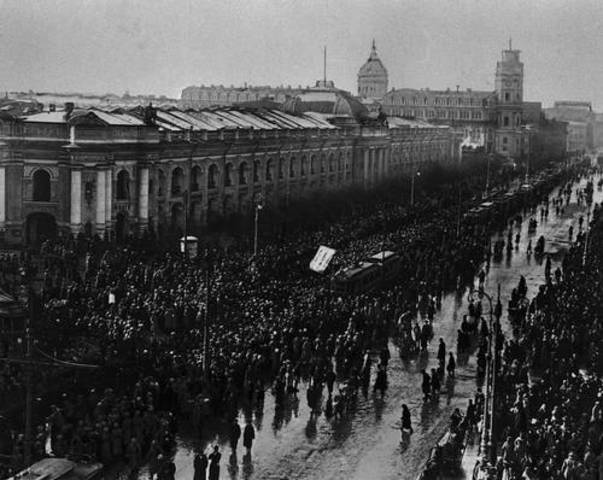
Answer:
483, 181, 603, 479
0, 162, 577, 480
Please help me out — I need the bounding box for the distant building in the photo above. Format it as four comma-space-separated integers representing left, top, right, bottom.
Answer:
566, 121, 589, 153
382, 42, 531, 159
544, 101, 594, 150
594, 113, 603, 149
522, 101, 543, 124
5, 91, 179, 109
528, 118, 568, 162
381, 87, 497, 151
357, 40, 388, 100
180, 84, 304, 109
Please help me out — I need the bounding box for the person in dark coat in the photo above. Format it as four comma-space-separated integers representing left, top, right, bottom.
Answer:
421, 370, 431, 401
430, 368, 440, 395
208, 445, 221, 480
401, 404, 413, 434
243, 423, 255, 453
373, 363, 388, 397
379, 346, 390, 368
229, 419, 241, 451
194, 451, 208, 480
447, 352, 456, 378
437, 338, 446, 365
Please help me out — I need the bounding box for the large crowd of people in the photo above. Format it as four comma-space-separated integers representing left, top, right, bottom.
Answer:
0, 161, 585, 480
468, 174, 603, 479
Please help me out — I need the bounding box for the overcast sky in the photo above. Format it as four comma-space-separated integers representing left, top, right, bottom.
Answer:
1, 0, 603, 108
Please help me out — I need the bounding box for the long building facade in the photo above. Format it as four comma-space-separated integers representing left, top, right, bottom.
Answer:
0, 99, 460, 246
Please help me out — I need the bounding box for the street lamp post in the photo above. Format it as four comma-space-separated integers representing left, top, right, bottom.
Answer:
456, 182, 462, 238
23, 284, 33, 467
583, 208, 591, 266
469, 288, 495, 464
410, 169, 421, 206
202, 251, 211, 379
485, 154, 492, 198
253, 204, 260, 259
182, 190, 189, 259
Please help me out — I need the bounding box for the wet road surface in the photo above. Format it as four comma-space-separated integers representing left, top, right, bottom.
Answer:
140, 174, 602, 480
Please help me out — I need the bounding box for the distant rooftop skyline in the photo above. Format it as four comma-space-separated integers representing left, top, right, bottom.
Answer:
1, 0, 602, 109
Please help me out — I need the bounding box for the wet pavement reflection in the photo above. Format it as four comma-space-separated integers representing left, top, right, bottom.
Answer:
144, 174, 602, 480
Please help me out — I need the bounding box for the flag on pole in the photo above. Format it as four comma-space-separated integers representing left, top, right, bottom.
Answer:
309, 245, 336, 274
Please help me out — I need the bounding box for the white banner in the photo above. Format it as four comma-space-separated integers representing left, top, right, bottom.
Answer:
309, 245, 336, 274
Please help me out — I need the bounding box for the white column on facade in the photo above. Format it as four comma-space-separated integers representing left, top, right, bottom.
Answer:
0, 167, 5, 227
96, 169, 106, 229
105, 169, 112, 225
363, 149, 370, 186
371, 149, 377, 183
70, 170, 82, 231
138, 168, 149, 229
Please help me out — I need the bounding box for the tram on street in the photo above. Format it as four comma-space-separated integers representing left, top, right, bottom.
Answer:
331, 250, 401, 296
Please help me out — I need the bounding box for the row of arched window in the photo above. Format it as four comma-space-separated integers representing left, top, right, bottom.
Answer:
155, 153, 352, 195
30, 143, 442, 204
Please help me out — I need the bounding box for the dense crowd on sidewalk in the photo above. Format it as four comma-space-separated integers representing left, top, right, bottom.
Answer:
485, 182, 603, 479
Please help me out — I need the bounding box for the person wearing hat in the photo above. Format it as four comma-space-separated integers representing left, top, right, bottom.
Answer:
193, 450, 208, 480
208, 445, 221, 480
243, 422, 255, 454
229, 419, 241, 451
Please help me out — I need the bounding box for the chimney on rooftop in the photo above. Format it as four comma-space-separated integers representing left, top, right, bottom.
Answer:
49, 104, 56, 112
64, 102, 74, 119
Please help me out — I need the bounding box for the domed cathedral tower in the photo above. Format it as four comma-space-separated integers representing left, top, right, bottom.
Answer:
494, 39, 524, 157
357, 40, 388, 100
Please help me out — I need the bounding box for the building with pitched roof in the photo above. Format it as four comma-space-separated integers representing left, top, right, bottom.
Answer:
0, 101, 460, 245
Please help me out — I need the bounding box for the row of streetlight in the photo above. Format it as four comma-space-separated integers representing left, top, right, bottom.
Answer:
469, 284, 502, 470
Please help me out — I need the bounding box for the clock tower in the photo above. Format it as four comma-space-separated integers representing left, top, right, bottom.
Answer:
494, 39, 524, 157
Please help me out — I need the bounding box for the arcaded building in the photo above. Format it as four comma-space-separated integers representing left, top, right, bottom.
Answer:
0, 88, 460, 246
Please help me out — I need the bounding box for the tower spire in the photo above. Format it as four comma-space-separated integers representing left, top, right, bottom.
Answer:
372, 38, 376, 51
323, 45, 327, 84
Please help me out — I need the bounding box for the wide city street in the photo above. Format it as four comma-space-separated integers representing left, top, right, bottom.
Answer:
126, 173, 601, 480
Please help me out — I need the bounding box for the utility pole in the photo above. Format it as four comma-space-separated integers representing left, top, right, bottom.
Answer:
252, 200, 263, 271
485, 154, 491, 198
202, 251, 211, 379
456, 182, 462, 238
23, 286, 33, 466
323, 46, 327, 84
410, 169, 420, 206
183, 192, 189, 259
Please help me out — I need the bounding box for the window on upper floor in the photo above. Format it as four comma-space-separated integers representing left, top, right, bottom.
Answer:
505, 92, 510, 102
33, 169, 51, 202
116, 170, 130, 200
